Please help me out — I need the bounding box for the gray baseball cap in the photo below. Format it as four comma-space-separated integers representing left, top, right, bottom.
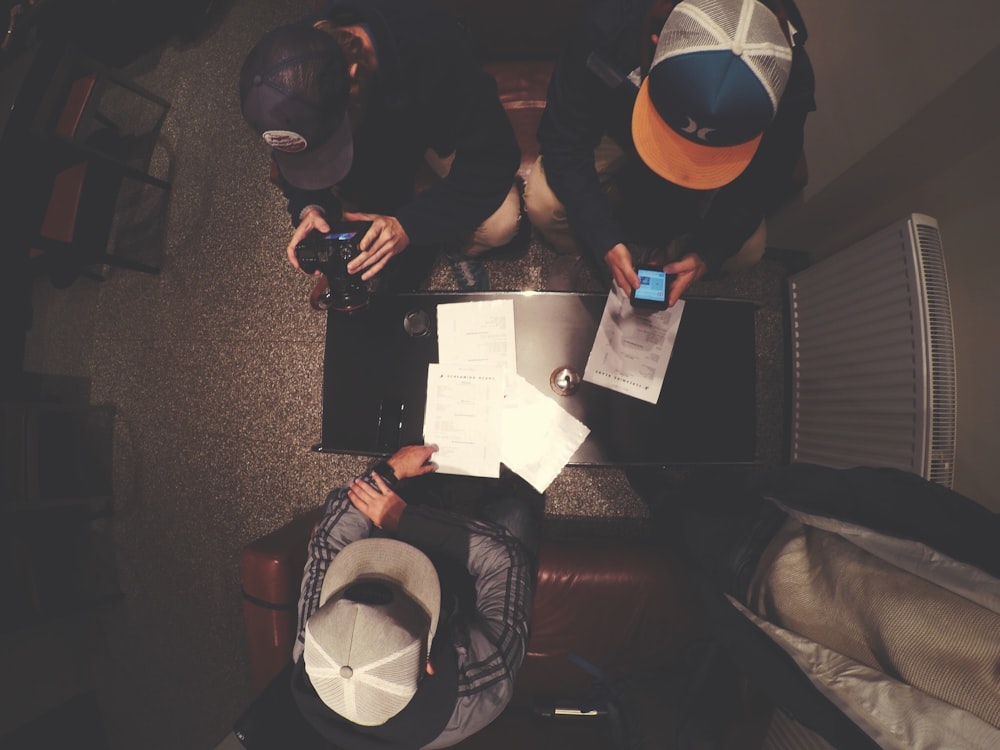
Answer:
302, 538, 441, 726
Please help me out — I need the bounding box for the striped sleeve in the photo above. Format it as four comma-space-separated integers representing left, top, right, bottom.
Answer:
397, 507, 534, 747
292, 487, 373, 663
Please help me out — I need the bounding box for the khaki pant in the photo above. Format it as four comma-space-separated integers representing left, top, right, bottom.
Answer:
424, 150, 522, 258
522, 140, 766, 272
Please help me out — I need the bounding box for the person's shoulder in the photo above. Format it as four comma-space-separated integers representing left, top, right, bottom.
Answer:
781, 43, 815, 111
773, 0, 810, 45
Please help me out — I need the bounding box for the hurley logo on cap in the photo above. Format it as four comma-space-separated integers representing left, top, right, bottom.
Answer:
679, 118, 716, 142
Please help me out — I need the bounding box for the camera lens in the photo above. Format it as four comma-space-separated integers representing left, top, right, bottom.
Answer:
328, 276, 369, 312
295, 225, 371, 312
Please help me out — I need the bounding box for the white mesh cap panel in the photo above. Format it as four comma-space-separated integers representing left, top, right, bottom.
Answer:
678, 0, 744, 44
657, 5, 730, 56
304, 622, 423, 726
740, 0, 792, 106
303, 575, 432, 726
657, 0, 792, 108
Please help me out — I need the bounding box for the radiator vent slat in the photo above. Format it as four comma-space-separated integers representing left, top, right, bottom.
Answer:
914, 221, 958, 487
789, 214, 957, 488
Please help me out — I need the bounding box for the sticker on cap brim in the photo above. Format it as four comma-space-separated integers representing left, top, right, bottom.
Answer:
263, 130, 307, 153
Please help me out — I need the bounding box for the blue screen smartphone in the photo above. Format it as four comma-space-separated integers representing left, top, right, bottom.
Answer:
630, 264, 674, 310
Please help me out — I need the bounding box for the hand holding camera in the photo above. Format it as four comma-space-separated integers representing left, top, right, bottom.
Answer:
342, 211, 411, 281
295, 222, 373, 313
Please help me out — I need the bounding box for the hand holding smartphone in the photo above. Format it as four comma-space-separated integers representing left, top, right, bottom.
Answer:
630, 264, 675, 310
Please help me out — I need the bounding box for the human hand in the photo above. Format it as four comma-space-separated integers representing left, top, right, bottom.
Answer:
348, 472, 407, 531
663, 253, 707, 307
343, 211, 411, 281
387, 444, 439, 481
604, 243, 640, 293
285, 207, 330, 274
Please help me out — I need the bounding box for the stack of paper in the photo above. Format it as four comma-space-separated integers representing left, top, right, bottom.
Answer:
423, 363, 504, 478
422, 299, 589, 493
500, 372, 591, 493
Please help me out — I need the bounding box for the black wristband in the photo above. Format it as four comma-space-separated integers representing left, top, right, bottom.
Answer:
367, 460, 398, 488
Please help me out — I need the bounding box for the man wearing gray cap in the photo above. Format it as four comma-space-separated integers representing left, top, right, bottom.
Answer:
290, 444, 537, 748
239, 0, 523, 294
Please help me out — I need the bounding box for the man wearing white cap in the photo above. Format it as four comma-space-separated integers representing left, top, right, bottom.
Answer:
525, 0, 815, 301
290, 444, 537, 748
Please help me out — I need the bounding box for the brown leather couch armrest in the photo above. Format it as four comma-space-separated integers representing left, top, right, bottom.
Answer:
241, 507, 323, 692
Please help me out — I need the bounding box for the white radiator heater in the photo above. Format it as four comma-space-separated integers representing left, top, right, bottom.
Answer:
788, 213, 957, 487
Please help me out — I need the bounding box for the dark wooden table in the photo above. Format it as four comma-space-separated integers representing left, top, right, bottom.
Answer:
319, 291, 757, 466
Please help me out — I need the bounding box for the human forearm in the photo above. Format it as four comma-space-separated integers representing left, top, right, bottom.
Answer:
537, 43, 628, 263
541, 139, 625, 263
346, 445, 438, 532
396, 507, 534, 709
691, 104, 808, 272
397, 507, 534, 636
293, 489, 372, 660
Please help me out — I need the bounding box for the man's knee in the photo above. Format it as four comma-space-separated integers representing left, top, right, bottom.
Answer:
523, 157, 562, 233
524, 157, 581, 255
481, 496, 539, 557
464, 184, 522, 258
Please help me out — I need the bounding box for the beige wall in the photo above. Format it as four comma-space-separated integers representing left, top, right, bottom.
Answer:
771, 1, 1000, 509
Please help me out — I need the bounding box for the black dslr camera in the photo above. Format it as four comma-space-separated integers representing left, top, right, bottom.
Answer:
295, 222, 373, 313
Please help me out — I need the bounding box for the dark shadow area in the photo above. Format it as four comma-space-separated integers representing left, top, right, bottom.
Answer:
1, 691, 112, 750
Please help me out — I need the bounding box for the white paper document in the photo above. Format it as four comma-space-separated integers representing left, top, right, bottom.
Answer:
423, 298, 591, 490
501, 373, 590, 494
423, 363, 503, 478
583, 285, 685, 404
436, 298, 517, 371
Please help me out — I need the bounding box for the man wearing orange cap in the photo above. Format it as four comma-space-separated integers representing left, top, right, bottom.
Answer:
524, 0, 815, 303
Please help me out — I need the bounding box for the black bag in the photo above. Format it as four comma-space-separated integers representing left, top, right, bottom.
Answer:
233, 663, 328, 750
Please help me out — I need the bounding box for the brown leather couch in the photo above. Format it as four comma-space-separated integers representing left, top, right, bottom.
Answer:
239, 508, 771, 749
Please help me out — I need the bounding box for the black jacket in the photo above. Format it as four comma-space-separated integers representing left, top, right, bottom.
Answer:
278, 0, 520, 245
538, 0, 816, 272
694, 465, 1000, 749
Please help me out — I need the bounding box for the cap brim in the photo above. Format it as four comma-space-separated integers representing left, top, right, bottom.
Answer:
272, 113, 354, 191
320, 538, 440, 643
632, 78, 760, 191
